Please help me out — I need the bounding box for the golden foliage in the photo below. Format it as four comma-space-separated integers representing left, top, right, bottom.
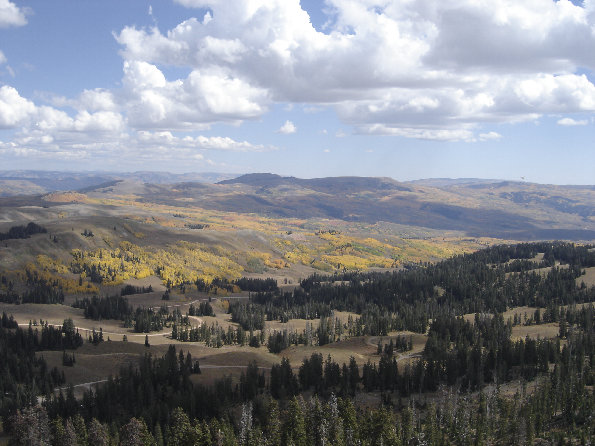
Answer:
69, 241, 244, 287
36, 255, 69, 275
28, 261, 99, 294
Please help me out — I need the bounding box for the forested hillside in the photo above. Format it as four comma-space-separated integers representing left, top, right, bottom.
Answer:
1, 242, 593, 444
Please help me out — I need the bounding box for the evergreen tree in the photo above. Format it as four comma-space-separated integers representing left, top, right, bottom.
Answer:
87, 418, 110, 446
283, 397, 307, 446
119, 418, 155, 446
168, 407, 197, 446
9, 406, 51, 446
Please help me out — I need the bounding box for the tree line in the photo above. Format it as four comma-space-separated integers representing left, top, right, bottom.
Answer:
0, 222, 47, 241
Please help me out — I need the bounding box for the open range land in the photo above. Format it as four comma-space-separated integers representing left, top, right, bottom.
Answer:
1, 172, 594, 444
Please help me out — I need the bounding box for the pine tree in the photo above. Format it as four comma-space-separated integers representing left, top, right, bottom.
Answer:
327, 393, 345, 446
119, 418, 155, 446
338, 397, 359, 446
283, 397, 307, 446
51, 417, 68, 446
10, 407, 51, 446
87, 418, 110, 446
168, 407, 199, 446
72, 414, 88, 446
63, 418, 79, 446
264, 398, 281, 446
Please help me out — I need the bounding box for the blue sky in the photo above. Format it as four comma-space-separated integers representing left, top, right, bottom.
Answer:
0, 0, 594, 184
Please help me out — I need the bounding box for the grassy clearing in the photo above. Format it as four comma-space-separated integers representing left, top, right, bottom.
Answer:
463, 306, 550, 325
577, 266, 595, 287
463, 306, 561, 340
502, 306, 545, 320
265, 310, 359, 333
511, 322, 559, 340
0, 303, 85, 326
1, 298, 388, 389
280, 340, 373, 367
504, 263, 569, 279
41, 339, 281, 390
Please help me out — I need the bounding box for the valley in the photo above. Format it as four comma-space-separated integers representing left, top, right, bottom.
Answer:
0, 172, 593, 445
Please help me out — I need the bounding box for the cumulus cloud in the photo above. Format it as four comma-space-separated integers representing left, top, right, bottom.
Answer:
557, 117, 589, 126
0, 0, 27, 28
0, 85, 36, 128
77, 89, 119, 112
0, 83, 274, 167
3, 0, 595, 159
110, 0, 595, 141
120, 60, 268, 130
278, 120, 296, 134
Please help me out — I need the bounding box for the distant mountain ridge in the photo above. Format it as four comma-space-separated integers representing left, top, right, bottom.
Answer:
123, 172, 595, 241
1, 171, 593, 241
0, 171, 239, 197
219, 173, 412, 193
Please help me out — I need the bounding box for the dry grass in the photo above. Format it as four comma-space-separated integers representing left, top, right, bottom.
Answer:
511, 322, 559, 340
502, 306, 546, 323
0, 303, 85, 326
504, 263, 568, 279
278, 335, 391, 367
577, 266, 595, 287
39, 339, 281, 391
461, 306, 562, 340
265, 311, 358, 333
462, 306, 547, 325
41, 348, 138, 388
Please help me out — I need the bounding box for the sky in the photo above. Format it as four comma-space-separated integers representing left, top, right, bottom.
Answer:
0, 0, 594, 184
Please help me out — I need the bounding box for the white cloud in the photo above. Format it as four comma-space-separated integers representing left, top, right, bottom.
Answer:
0, 85, 36, 128
72, 110, 125, 133
479, 132, 503, 141
0, 124, 273, 166
120, 60, 268, 130
78, 89, 119, 112
137, 131, 274, 151
0, 0, 27, 28
0, 76, 275, 169
557, 117, 589, 126
361, 124, 476, 142
3, 0, 595, 163
278, 120, 296, 134
113, 0, 595, 141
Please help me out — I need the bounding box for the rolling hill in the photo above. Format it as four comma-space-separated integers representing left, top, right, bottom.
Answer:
117, 173, 595, 241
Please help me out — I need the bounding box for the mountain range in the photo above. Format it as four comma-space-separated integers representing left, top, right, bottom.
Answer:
0, 171, 593, 241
